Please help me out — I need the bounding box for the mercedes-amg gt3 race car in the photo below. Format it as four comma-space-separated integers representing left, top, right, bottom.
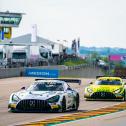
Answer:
84, 76, 126, 101
8, 79, 80, 112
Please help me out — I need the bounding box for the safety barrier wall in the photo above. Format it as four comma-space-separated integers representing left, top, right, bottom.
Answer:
0, 68, 24, 79
60, 66, 104, 78
0, 65, 104, 79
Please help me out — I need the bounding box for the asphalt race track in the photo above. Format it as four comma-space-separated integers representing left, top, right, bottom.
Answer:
0, 77, 126, 126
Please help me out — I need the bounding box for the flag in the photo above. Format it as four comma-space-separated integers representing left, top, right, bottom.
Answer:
0, 31, 4, 40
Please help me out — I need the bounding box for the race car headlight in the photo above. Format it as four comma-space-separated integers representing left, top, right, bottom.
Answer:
114, 89, 121, 94
12, 94, 20, 102
47, 95, 60, 103
87, 88, 93, 93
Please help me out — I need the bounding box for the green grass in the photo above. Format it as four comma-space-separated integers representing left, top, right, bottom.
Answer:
62, 59, 87, 66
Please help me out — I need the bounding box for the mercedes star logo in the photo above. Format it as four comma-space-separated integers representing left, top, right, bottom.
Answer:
29, 100, 35, 107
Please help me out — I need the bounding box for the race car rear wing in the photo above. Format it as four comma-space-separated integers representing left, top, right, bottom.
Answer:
35, 78, 81, 85
96, 76, 105, 79
96, 76, 126, 79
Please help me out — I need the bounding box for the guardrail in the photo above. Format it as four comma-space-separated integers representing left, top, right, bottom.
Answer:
67, 64, 97, 70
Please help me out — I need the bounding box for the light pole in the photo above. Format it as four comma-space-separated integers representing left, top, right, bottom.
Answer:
108, 48, 111, 76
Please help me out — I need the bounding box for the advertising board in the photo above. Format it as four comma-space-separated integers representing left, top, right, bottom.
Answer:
25, 68, 59, 78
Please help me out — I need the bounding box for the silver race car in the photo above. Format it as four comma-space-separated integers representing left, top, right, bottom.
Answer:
8, 79, 80, 112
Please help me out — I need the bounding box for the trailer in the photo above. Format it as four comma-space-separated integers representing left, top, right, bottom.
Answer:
0, 45, 7, 68
10, 46, 28, 67
29, 45, 52, 66
51, 43, 66, 64
39, 46, 52, 65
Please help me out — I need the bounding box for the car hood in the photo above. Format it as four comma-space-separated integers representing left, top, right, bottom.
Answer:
15, 90, 63, 100
89, 85, 123, 92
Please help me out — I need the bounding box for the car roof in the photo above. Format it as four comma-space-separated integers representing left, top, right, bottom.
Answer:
97, 77, 122, 81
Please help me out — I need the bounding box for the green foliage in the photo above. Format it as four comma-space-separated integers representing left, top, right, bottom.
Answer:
61, 58, 87, 66
100, 56, 109, 62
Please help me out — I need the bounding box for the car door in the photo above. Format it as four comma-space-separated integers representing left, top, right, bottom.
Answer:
66, 87, 75, 108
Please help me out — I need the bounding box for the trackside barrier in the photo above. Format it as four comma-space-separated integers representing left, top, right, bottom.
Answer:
0, 65, 104, 79
25, 68, 59, 78
0, 67, 24, 79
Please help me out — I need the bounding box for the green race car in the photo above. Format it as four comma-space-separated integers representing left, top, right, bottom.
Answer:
84, 77, 126, 101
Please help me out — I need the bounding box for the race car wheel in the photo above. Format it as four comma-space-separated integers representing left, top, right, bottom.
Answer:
9, 108, 16, 113
123, 90, 126, 101
61, 97, 66, 112
75, 94, 79, 111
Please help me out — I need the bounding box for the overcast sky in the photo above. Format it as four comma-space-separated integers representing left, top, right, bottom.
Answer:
1, 0, 126, 48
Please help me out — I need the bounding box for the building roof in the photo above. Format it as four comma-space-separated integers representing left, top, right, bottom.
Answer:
11, 33, 55, 46
0, 34, 67, 54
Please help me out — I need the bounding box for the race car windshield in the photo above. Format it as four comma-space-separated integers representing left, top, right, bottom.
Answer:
95, 80, 121, 85
27, 82, 64, 91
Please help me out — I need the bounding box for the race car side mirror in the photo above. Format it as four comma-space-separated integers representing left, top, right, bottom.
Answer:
89, 82, 93, 84
21, 87, 26, 90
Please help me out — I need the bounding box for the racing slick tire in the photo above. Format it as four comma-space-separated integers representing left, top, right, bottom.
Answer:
123, 90, 126, 101
9, 108, 16, 113
75, 93, 80, 111
61, 97, 66, 112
